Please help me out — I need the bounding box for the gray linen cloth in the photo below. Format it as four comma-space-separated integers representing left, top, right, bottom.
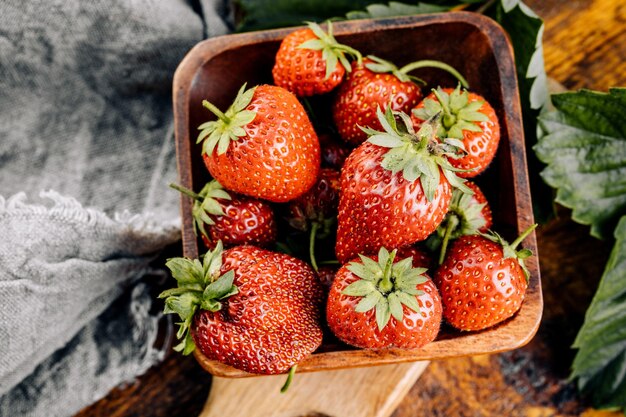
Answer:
0, 0, 230, 415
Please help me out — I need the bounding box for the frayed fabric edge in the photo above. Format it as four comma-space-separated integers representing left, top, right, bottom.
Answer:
0, 190, 181, 240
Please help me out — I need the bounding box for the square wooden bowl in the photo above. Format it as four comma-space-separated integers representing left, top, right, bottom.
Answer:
172, 12, 542, 378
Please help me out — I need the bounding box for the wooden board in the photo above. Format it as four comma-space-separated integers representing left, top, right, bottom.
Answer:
200, 362, 428, 417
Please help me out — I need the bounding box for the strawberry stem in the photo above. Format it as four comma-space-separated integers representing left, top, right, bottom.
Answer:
169, 183, 203, 202
280, 365, 297, 393
399, 60, 469, 89
202, 99, 230, 123
431, 88, 456, 129
309, 222, 320, 272
378, 249, 398, 293
510, 224, 538, 251
438, 214, 460, 265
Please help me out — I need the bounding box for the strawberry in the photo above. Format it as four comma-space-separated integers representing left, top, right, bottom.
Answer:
412, 85, 500, 177
430, 180, 493, 264
326, 247, 442, 349
332, 56, 468, 146
433, 225, 537, 331
335, 106, 471, 264
170, 181, 276, 250
198, 84, 320, 202
160, 242, 324, 375
272, 21, 361, 97
287, 168, 341, 270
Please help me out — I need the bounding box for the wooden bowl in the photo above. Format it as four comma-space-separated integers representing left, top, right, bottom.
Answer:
172, 12, 542, 378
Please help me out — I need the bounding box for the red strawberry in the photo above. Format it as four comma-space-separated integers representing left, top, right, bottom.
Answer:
431, 180, 493, 264
287, 168, 341, 270
272, 22, 361, 97
412, 85, 500, 177
160, 242, 324, 375
332, 56, 468, 146
170, 181, 276, 250
326, 247, 442, 349
335, 106, 471, 264
198, 84, 320, 202
433, 225, 537, 331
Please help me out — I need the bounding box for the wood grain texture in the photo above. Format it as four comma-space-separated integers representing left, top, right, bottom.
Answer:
200, 362, 427, 417
75, 1, 626, 416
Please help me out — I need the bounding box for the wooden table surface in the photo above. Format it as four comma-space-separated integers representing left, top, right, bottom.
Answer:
76, 1, 626, 416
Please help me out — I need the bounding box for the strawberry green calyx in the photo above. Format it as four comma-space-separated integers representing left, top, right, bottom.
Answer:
342, 247, 429, 331
436, 188, 486, 264
413, 85, 488, 140
365, 55, 469, 88
298, 21, 362, 79
363, 105, 472, 201
169, 181, 231, 239
159, 241, 238, 355
481, 224, 538, 281
197, 83, 257, 156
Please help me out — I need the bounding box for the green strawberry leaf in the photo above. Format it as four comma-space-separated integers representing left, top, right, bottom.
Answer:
571, 216, 626, 410
535, 88, 626, 240
161, 243, 238, 356
346, 2, 450, 20
235, 0, 383, 32
486, 1, 551, 221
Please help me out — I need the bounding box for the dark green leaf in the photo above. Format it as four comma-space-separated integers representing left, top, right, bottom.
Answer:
173, 332, 196, 355
488, 1, 551, 221
200, 298, 222, 311
235, 0, 382, 32
164, 293, 200, 320
346, 2, 449, 19
535, 88, 626, 239
571, 216, 626, 410
204, 270, 237, 300
165, 257, 203, 287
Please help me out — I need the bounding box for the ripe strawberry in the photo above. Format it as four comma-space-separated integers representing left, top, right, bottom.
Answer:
335, 106, 471, 264
434, 225, 537, 331
412, 85, 500, 177
332, 56, 468, 146
326, 247, 442, 349
198, 84, 320, 202
430, 180, 493, 264
170, 181, 276, 250
160, 242, 324, 375
272, 21, 361, 97
287, 168, 341, 270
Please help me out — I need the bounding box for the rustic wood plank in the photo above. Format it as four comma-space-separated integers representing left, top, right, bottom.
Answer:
200, 362, 428, 417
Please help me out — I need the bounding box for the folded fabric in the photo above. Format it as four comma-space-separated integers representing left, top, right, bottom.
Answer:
0, 0, 231, 415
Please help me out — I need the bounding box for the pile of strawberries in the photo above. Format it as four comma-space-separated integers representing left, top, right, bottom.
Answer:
161, 22, 536, 379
